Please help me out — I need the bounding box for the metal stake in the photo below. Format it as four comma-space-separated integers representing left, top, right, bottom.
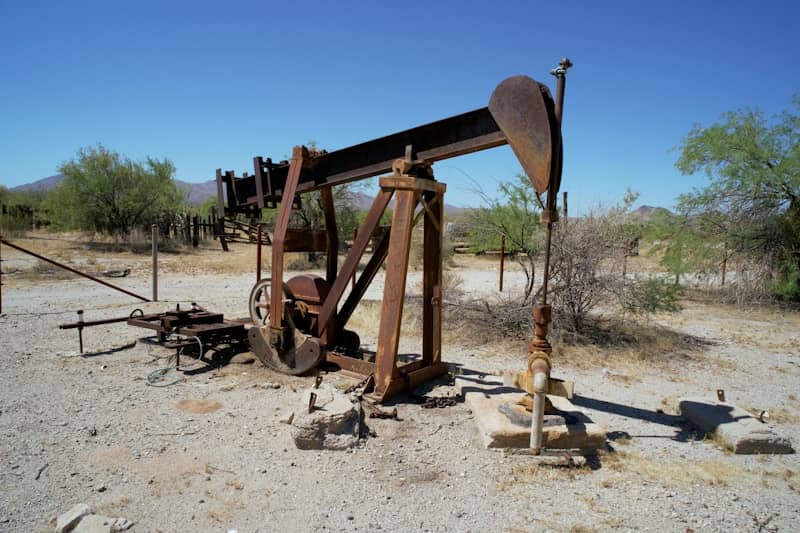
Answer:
499, 235, 505, 292
77, 310, 84, 353
152, 224, 158, 302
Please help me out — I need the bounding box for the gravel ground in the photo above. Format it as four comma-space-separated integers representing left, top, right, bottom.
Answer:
1, 263, 799, 533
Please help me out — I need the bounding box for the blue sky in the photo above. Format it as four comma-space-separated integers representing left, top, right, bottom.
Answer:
1, 1, 798, 213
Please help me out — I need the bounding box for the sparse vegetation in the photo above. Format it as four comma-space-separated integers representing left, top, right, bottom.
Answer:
467, 174, 544, 303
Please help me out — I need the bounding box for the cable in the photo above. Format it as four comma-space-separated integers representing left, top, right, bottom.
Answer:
145, 334, 204, 387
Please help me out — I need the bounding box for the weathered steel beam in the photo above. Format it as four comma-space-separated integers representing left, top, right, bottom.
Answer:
219, 107, 506, 211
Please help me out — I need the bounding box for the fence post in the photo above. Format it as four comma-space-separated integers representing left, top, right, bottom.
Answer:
192, 215, 199, 247
256, 223, 263, 283
152, 224, 158, 302
499, 234, 505, 292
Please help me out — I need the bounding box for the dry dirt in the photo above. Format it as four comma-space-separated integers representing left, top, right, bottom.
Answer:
1, 235, 799, 532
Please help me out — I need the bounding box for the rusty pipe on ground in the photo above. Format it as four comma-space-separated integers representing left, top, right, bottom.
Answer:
0, 239, 150, 303
529, 354, 551, 454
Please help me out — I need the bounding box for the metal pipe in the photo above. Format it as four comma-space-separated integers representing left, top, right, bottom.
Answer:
530, 371, 548, 452
352, 228, 358, 291
77, 310, 84, 353
540, 58, 572, 306
529, 357, 550, 454
59, 314, 135, 329
540, 223, 553, 304
1, 239, 150, 303
152, 224, 158, 302
499, 235, 505, 292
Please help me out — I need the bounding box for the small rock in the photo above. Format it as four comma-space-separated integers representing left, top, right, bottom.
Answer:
55, 503, 92, 533
73, 514, 111, 533
229, 353, 255, 365
96, 484, 107, 492
279, 412, 295, 425
109, 517, 134, 531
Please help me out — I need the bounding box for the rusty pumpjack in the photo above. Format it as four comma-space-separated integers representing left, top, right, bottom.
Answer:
216, 60, 569, 406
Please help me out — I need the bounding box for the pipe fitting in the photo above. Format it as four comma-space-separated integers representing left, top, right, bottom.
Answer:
528, 352, 551, 378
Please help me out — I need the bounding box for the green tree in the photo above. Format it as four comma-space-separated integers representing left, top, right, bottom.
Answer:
647, 211, 722, 286
676, 95, 800, 299
0, 186, 49, 233
45, 145, 185, 236
467, 174, 543, 303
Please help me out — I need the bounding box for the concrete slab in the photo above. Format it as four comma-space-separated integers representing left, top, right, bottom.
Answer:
455, 373, 606, 450
679, 397, 794, 454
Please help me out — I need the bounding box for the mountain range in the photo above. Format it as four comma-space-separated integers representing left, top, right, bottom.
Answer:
9, 174, 468, 214
11, 174, 223, 205
9, 174, 667, 219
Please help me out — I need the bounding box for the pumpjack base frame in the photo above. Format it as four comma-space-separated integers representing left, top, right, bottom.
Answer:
244, 167, 448, 403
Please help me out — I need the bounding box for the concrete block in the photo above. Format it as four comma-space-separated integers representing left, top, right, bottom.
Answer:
55, 503, 92, 533
456, 373, 605, 450
679, 397, 794, 454
290, 384, 362, 450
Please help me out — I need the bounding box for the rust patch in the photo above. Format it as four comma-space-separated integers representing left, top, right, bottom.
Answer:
175, 399, 222, 414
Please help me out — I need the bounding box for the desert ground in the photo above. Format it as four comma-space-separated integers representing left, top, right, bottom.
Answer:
1, 234, 799, 532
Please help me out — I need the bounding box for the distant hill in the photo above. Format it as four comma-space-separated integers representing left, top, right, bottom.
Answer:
175, 179, 218, 204
10, 174, 64, 193
630, 205, 671, 220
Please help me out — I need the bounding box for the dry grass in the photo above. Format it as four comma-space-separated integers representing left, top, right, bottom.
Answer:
92, 495, 132, 517
347, 299, 425, 340
765, 407, 800, 424
496, 460, 590, 492
602, 449, 769, 487
553, 320, 714, 374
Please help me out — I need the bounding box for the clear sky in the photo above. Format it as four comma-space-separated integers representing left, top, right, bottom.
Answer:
1, 1, 798, 213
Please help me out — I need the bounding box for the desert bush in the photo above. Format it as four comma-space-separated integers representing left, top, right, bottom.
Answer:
621, 277, 682, 317
548, 193, 644, 332
409, 224, 456, 271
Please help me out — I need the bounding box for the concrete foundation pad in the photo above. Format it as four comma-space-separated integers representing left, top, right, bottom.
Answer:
679, 397, 794, 454
455, 373, 606, 450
